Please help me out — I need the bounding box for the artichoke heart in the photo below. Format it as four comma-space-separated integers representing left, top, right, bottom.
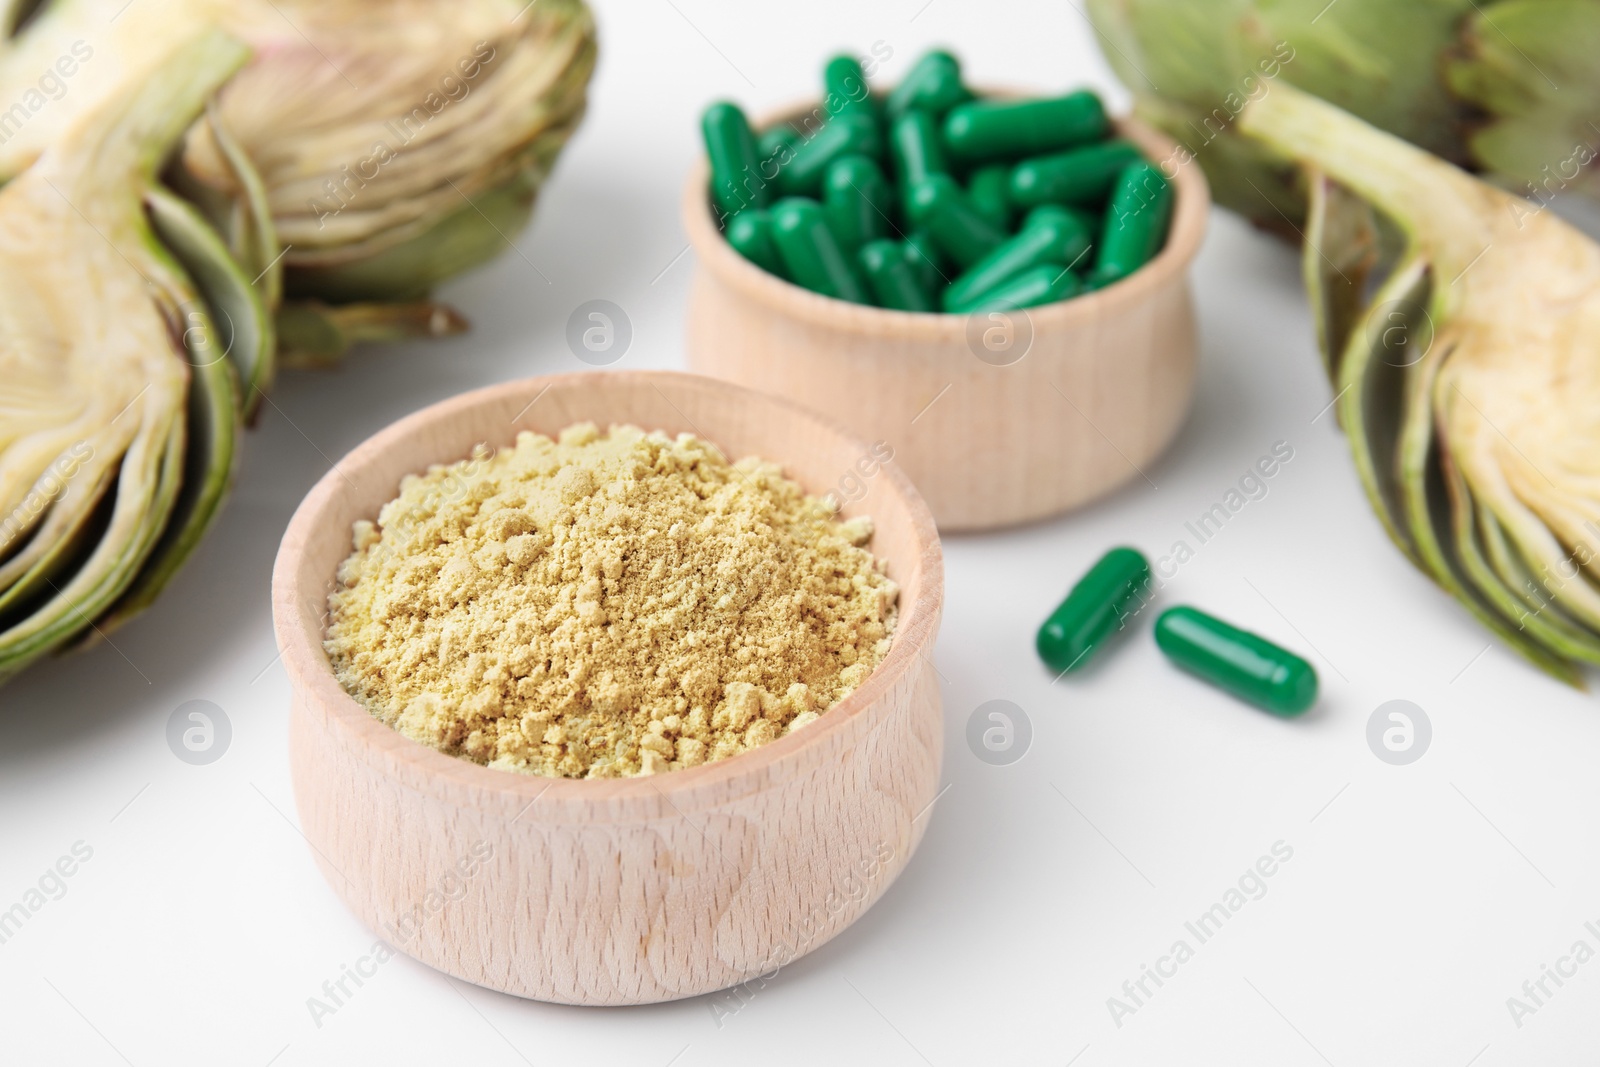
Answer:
1239, 81, 1600, 685
0, 30, 249, 682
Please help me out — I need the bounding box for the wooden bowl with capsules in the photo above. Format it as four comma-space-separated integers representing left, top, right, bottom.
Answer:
271, 369, 944, 1006
683, 109, 1209, 531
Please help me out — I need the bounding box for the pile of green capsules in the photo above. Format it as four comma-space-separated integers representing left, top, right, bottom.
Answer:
701, 49, 1174, 313
1037, 548, 1320, 716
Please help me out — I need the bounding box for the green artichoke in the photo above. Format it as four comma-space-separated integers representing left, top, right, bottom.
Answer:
1087, 0, 1600, 230
1238, 82, 1600, 684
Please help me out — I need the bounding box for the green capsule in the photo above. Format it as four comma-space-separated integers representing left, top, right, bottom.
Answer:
771, 197, 869, 303
858, 239, 934, 312
943, 91, 1109, 165
966, 165, 1013, 232
823, 154, 893, 253
754, 126, 796, 191
885, 49, 970, 118
758, 125, 797, 165
1154, 606, 1318, 716
824, 54, 875, 119
943, 205, 1091, 311
1064, 205, 1101, 238
946, 262, 1080, 313
781, 113, 882, 197
1091, 160, 1174, 288
889, 109, 948, 212
726, 209, 786, 278
1036, 547, 1152, 673
703, 101, 771, 217
903, 228, 949, 294
906, 174, 1006, 268
1010, 140, 1144, 208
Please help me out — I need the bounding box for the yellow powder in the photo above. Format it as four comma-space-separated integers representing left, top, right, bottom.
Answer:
323, 422, 898, 778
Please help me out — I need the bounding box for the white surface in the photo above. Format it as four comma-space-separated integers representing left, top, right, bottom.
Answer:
4, 3, 1598, 1064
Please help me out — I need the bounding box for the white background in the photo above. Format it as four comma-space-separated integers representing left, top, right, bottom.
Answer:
4, 2, 1599, 1064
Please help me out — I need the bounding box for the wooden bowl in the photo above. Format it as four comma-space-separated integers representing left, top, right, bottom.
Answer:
271, 370, 944, 1006
683, 112, 1209, 531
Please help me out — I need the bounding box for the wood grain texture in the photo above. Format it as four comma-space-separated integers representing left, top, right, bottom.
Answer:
683, 114, 1209, 531
271, 371, 944, 1006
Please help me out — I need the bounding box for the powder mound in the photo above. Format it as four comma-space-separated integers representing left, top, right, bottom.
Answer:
323, 423, 898, 779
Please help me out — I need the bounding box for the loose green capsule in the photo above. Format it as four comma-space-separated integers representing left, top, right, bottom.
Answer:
703, 101, 771, 217
943, 91, 1109, 164
1010, 140, 1144, 208
906, 174, 1006, 268
966, 165, 1013, 232
823, 154, 893, 253
889, 109, 948, 212
824, 54, 875, 119
726, 209, 786, 278
903, 229, 949, 294
781, 113, 882, 197
943, 205, 1091, 311
885, 49, 970, 118
1036, 547, 1152, 673
947, 262, 1080, 313
771, 197, 869, 303
858, 239, 934, 312
1154, 606, 1318, 716
1091, 160, 1173, 287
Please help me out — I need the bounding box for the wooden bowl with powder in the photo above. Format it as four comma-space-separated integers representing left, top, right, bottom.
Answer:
683, 109, 1208, 531
271, 370, 943, 1006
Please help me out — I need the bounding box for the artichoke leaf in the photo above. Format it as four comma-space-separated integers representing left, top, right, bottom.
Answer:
145, 183, 273, 419
1304, 170, 1379, 387
175, 100, 284, 314
1478, 503, 1600, 644
0, 462, 114, 621
1443, 428, 1600, 671
1332, 254, 1430, 569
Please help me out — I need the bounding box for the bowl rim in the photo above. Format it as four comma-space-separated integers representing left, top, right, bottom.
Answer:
271, 369, 944, 820
681, 103, 1210, 338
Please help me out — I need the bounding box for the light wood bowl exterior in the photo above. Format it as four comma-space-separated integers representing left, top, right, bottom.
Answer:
684, 113, 1209, 531
271, 371, 944, 1006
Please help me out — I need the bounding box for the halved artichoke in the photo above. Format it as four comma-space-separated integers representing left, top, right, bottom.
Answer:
0, 29, 253, 683
1239, 82, 1600, 684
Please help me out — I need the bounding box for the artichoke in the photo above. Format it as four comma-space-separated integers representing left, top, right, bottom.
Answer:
0, 30, 256, 683
0, 0, 596, 359
1087, 0, 1600, 230
1238, 81, 1600, 684
0, 1, 594, 684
